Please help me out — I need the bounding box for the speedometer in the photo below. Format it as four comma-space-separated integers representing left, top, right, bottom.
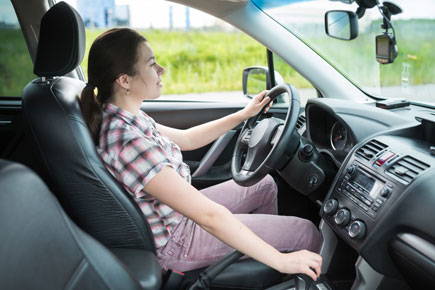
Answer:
330, 122, 348, 150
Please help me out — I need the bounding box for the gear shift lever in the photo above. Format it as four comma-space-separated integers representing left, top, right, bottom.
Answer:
295, 274, 314, 290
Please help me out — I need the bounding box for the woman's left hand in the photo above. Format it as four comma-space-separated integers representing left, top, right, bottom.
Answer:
240, 90, 271, 120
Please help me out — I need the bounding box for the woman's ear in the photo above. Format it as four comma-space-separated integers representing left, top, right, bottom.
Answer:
114, 74, 131, 91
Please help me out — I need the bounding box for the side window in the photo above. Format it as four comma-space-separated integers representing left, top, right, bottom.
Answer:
67, 0, 265, 103
274, 55, 317, 106
0, 0, 35, 97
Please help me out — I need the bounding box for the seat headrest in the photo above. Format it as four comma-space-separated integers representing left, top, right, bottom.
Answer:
33, 1, 85, 77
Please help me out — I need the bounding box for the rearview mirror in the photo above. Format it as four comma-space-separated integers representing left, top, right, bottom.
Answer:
242, 66, 284, 98
325, 10, 358, 40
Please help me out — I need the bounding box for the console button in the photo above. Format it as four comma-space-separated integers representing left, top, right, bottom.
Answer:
348, 220, 366, 239
362, 198, 372, 206
360, 204, 369, 211
323, 199, 338, 215
375, 152, 395, 166
335, 208, 351, 227
367, 211, 377, 218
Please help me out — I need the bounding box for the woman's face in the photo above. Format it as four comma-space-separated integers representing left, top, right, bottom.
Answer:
130, 41, 165, 100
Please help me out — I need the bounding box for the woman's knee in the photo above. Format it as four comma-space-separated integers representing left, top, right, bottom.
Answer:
260, 174, 278, 200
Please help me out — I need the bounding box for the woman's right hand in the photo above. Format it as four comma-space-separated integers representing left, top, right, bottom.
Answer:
277, 250, 323, 281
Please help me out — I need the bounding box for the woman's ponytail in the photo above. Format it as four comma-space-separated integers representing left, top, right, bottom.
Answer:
79, 84, 103, 144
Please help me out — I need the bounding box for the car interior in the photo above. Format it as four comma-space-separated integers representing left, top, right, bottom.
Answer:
1, 0, 434, 290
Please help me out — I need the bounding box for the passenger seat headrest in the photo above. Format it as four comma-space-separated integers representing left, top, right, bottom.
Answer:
33, 1, 85, 77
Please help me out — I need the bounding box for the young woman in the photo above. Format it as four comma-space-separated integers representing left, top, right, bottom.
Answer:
80, 28, 323, 281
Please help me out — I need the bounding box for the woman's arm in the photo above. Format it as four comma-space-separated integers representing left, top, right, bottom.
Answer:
144, 167, 322, 280
156, 91, 270, 151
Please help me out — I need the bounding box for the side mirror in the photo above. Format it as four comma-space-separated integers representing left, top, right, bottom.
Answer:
325, 10, 358, 40
242, 66, 284, 98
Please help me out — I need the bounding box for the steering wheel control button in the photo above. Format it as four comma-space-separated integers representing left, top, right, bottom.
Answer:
241, 130, 252, 145
323, 199, 338, 215
334, 208, 351, 227
348, 220, 366, 239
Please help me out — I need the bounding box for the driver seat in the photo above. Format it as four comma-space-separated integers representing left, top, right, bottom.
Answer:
22, 2, 282, 289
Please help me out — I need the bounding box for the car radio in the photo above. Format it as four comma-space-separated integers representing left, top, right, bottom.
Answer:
333, 163, 392, 218
322, 161, 397, 242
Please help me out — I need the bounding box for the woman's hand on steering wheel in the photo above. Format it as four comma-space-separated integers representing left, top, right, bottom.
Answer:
239, 90, 271, 120
232, 83, 301, 187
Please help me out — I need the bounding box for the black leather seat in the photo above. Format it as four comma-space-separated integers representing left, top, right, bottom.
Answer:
0, 159, 161, 290
22, 2, 282, 289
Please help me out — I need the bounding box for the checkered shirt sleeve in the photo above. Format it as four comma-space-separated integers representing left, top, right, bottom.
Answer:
117, 133, 177, 197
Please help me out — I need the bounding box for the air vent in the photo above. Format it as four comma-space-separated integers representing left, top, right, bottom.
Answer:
355, 139, 388, 161
295, 114, 306, 132
386, 156, 430, 185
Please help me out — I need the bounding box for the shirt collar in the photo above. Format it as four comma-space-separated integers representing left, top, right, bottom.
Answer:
104, 102, 140, 126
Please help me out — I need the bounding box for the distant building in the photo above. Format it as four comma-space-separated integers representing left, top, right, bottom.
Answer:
76, 0, 130, 28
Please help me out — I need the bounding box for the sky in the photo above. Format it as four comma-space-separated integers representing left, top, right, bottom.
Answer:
60, 0, 435, 29
64, 0, 228, 29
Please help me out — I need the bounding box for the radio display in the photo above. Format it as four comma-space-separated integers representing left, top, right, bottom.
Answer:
350, 169, 381, 199
353, 171, 375, 192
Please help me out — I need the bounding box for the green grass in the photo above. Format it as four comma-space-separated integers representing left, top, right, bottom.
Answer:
0, 28, 35, 96
82, 29, 269, 94
1, 20, 434, 97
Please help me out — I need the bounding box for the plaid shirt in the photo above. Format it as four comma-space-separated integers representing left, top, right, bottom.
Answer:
98, 103, 190, 248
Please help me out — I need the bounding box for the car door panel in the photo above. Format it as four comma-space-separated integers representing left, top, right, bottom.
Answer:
0, 97, 24, 159
141, 101, 289, 188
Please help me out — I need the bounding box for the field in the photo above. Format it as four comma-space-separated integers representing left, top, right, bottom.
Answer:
1, 20, 434, 96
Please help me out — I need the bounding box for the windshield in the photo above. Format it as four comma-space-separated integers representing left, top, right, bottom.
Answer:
253, 0, 435, 105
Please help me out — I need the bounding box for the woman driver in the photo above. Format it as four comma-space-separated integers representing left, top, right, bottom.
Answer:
79, 28, 322, 280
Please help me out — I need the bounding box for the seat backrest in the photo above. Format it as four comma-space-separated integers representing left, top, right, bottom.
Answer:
0, 159, 145, 290
22, 1, 155, 252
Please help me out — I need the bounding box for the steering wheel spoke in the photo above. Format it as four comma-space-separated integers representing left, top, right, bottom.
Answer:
241, 147, 259, 171
240, 129, 252, 145
270, 125, 284, 147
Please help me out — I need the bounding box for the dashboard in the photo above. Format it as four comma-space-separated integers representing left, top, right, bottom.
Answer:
303, 98, 435, 283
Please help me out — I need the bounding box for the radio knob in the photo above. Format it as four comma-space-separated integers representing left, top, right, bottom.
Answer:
347, 166, 356, 174
380, 187, 392, 198
334, 208, 351, 227
323, 199, 338, 215
348, 220, 366, 239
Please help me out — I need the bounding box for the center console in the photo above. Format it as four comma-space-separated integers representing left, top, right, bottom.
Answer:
320, 139, 409, 249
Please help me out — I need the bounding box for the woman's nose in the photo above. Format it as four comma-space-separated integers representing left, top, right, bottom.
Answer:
158, 65, 165, 75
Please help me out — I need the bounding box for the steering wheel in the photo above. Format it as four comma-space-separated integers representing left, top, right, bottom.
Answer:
231, 83, 301, 186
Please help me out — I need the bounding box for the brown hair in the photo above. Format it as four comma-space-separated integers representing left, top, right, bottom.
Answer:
79, 28, 146, 144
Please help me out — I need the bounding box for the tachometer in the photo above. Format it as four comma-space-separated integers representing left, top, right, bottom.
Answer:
330, 122, 348, 150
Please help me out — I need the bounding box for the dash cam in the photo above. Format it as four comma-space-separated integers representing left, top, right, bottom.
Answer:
376, 33, 397, 64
